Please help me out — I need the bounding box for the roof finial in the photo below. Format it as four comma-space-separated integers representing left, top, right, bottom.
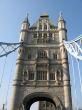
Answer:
27, 13, 29, 18
59, 11, 63, 17
23, 13, 30, 24
58, 11, 64, 21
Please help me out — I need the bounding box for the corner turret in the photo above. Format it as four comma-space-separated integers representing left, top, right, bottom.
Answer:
58, 12, 67, 42
19, 15, 30, 42
58, 12, 66, 29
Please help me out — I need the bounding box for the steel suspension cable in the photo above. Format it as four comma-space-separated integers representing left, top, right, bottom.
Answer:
65, 34, 82, 44
0, 56, 7, 88
71, 56, 78, 110
5, 52, 16, 109
5, 62, 13, 107
76, 59, 82, 92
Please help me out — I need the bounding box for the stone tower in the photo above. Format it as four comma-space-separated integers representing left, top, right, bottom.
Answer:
10, 13, 72, 110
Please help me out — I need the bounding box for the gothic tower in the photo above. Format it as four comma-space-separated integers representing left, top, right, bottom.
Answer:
10, 13, 72, 110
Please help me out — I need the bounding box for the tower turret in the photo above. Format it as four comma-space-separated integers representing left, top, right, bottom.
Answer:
10, 16, 30, 110
58, 12, 72, 110
58, 12, 67, 42
19, 15, 30, 43
58, 12, 66, 28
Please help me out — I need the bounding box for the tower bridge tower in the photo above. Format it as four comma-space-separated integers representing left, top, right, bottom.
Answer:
10, 13, 72, 110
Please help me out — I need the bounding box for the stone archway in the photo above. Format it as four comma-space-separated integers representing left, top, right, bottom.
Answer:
22, 92, 64, 110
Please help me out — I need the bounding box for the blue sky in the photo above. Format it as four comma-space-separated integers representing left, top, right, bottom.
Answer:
0, 0, 82, 109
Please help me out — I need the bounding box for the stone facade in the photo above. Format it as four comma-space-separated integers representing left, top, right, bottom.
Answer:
10, 13, 72, 110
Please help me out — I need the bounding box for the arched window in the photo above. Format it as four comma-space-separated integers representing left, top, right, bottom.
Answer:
57, 70, 62, 81
23, 71, 28, 80
44, 24, 47, 30
39, 24, 42, 30
44, 33, 47, 38
38, 50, 47, 59
49, 33, 52, 37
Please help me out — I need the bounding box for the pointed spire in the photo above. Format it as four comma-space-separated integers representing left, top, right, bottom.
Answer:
23, 13, 30, 26
20, 14, 30, 31
58, 12, 66, 29
58, 11, 64, 21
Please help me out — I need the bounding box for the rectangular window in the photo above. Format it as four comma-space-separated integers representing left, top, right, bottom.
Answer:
28, 53, 31, 59
37, 38, 43, 43
37, 71, 47, 80
39, 24, 42, 30
53, 53, 57, 60
46, 102, 49, 107
39, 33, 42, 38
29, 71, 34, 80
34, 33, 37, 38
44, 33, 47, 38
50, 73, 55, 80
43, 38, 49, 43
38, 50, 47, 59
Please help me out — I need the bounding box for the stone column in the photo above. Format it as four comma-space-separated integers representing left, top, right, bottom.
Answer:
10, 59, 24, 110
55, 71, 58, 85
26, 70, 29, 80
62, 46, 72, 110
42, 20, 44, 31
47, 21, 48, 31
47, 50, 49, 85
47, 64, 49, 86
47, 70, 49, 80
33, 61, 37, 86
37, 21, 39, 31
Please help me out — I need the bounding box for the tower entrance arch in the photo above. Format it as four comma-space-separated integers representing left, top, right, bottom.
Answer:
22, 92, 64, 110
